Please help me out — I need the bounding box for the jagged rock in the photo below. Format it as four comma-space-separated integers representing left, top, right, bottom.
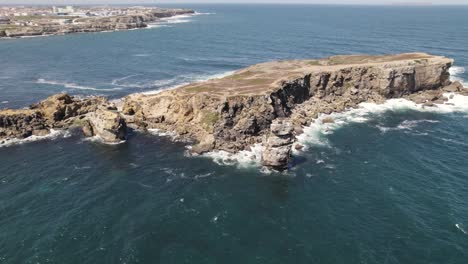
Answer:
1, 53, 464, 170
87, 108, 127, 143
261, 119, 294, 170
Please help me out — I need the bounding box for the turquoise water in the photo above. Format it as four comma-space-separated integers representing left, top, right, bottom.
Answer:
1, 4, 468, 264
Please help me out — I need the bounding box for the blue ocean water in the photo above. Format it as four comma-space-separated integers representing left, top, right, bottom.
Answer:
0, 4, 468, 264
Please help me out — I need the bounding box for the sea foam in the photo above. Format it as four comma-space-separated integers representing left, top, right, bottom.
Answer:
37, 78, 122, 92
203, 92, 468, 167
449, 66, 468, 87
298, 92, 468, 147
0, 129, 69, 148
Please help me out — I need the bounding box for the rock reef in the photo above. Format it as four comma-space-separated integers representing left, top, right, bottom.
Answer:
1, 53, 466, 169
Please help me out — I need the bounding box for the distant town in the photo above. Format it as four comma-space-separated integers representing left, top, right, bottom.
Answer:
0, 6, 194, 38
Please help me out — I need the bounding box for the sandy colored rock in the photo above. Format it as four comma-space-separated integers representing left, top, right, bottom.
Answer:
87, 108, 127, 143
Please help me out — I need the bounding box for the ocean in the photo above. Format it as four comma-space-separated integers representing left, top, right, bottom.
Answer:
0, 4, 468, 263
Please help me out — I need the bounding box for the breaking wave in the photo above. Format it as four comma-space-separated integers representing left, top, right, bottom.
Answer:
449, 66, 467, 87
201, 144, 263, 168
0, 129, 70, 148
298, 93, 468, 147
36, 78, 122, 92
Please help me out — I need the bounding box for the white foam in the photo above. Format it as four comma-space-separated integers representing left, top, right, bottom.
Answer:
193, 12, 216, 16
37, 78, 122, 92
147, 128, 178, 140
377, 119, 440, 133
1, 101, 8, 104
0, 129, 69, 148
202, 144, 263, 168
162, 14, 192, 24
298, 93, 468, 147
146, 24, 171, 29
83, 136, 126, 145
449, 66, 468, 87
456, 223, 467, 234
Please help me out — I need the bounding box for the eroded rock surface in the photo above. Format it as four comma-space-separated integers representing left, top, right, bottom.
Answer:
0, 94, 127, 144
261, 119, 294, 169
122, 53, 455, 162
1, 53, 464, 169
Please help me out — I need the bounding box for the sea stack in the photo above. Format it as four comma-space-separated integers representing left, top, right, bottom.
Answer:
261, 119, 294, 169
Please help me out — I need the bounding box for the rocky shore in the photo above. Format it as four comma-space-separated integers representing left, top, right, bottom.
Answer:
1, 53, 466, 170
0, 8, 194, 38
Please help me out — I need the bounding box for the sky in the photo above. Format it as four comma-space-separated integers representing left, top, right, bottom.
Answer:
1, 0, 467, 5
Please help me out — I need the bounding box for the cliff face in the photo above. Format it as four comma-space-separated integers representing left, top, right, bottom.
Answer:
122, 53, 455, 162
1, 53, 464, 169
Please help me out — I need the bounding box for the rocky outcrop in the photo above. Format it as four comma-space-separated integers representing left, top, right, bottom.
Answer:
122, 53, 455, 169
1, 53, 464, 169
87, 108, 127, 143
261, 119, 294, 169
0, 94, 127, 144
1, 8, 194, 38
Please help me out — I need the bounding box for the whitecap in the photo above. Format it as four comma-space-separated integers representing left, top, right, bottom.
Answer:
1, 101, 8, 104
0, 129, 69, 148
36, 78, 122, 92
132, 54, 152, 57
456, 223, 467, 234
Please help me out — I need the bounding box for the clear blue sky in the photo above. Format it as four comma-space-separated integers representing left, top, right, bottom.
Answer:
1, 0, 467, 5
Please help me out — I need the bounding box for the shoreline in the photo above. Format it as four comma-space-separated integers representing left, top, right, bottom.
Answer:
1, 53, 467, 170
0, 8, 195, 40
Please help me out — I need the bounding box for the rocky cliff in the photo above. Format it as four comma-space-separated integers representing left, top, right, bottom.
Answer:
2, 53, 465, 169
121, 53, 462, 169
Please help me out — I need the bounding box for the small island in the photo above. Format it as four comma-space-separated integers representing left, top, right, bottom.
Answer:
0, 5, 194, 38
1, 53, 466, 170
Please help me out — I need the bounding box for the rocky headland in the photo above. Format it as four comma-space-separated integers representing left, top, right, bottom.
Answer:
1, 53, 466, 170
0, 8, 194, 38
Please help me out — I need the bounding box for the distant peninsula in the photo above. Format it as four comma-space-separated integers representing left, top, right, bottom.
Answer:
0, 6, 194, 38
1, 53, 466, 170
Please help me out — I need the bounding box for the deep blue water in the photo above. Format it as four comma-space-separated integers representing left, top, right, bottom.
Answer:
1, 4, 468, 264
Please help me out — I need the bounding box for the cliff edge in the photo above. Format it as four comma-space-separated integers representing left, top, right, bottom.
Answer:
1, 53, 466, 169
